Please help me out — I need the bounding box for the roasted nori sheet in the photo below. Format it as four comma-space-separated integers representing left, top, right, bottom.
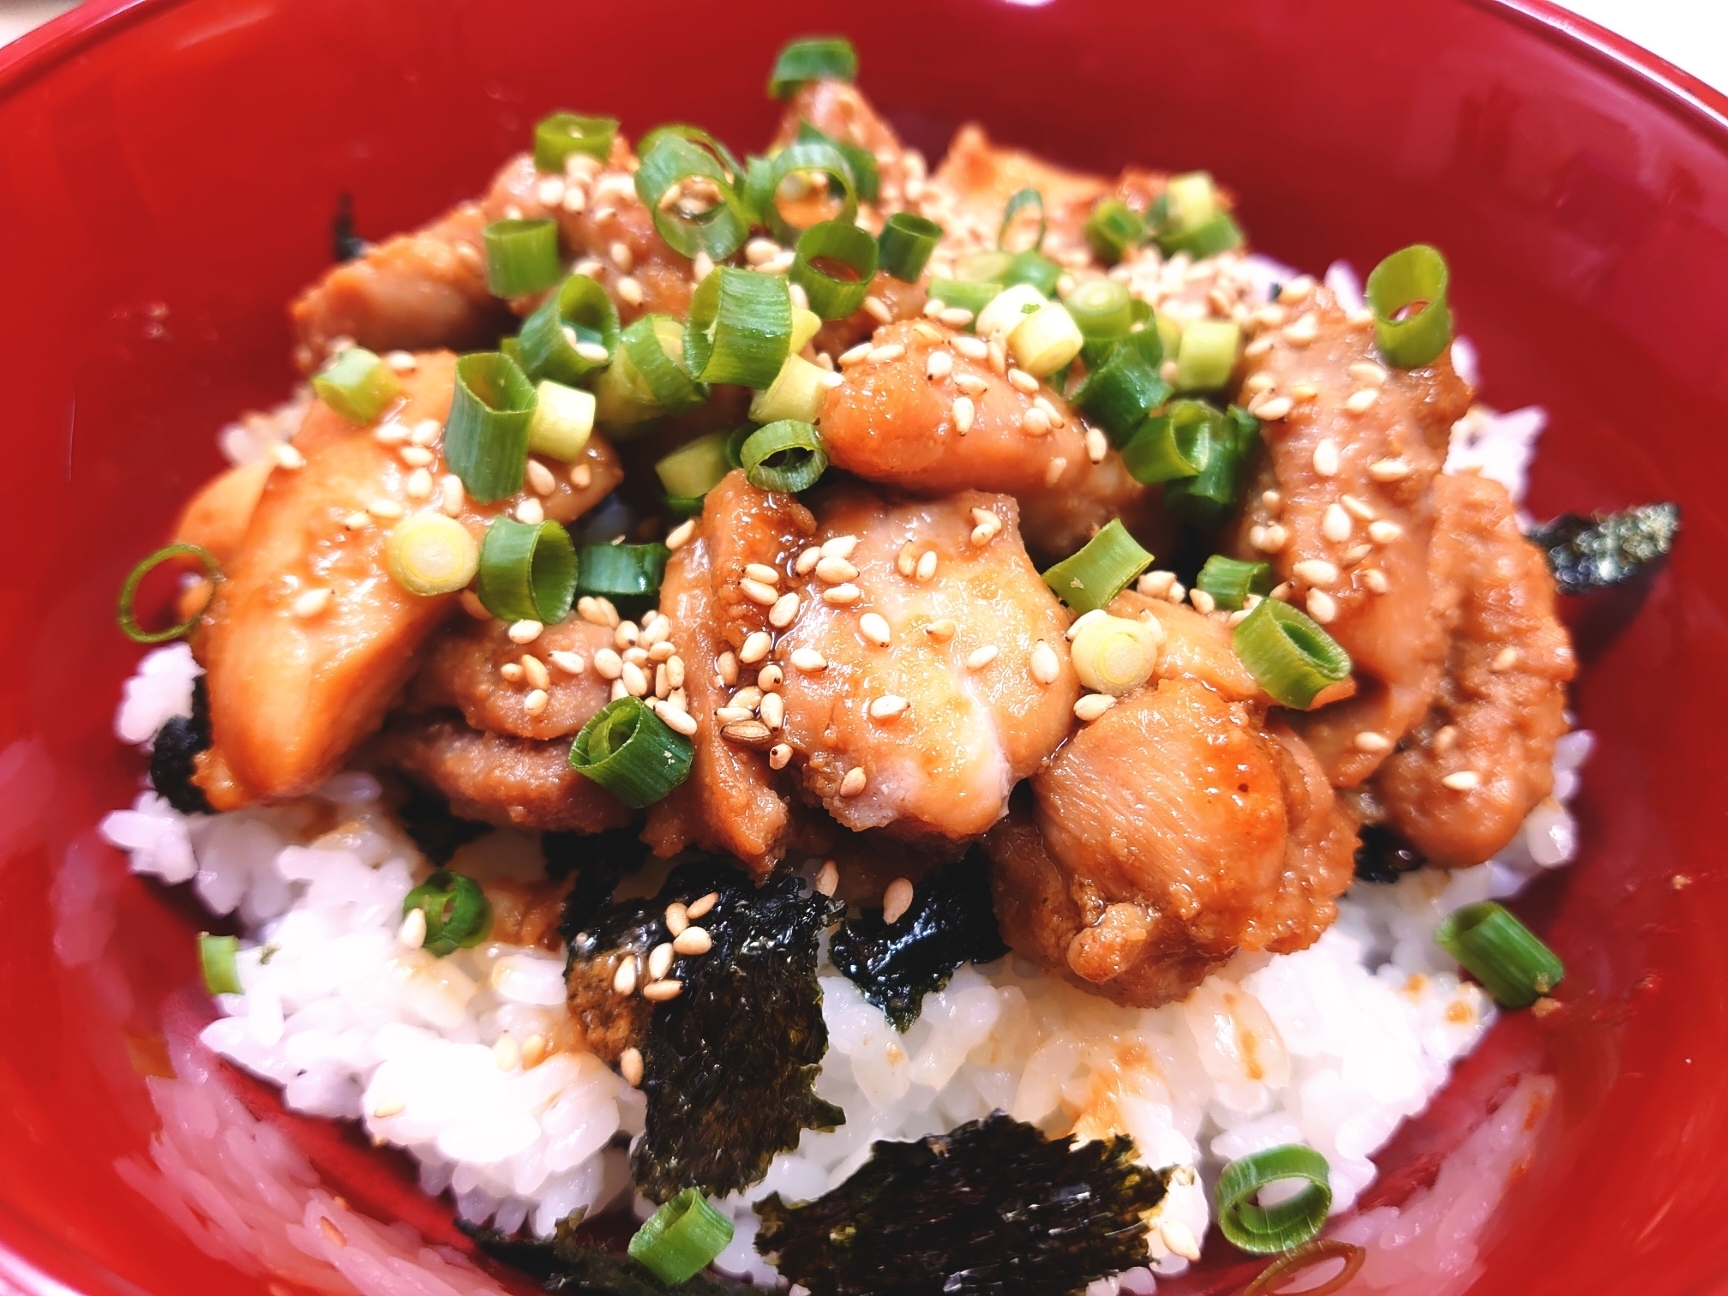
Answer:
149, 676, 212, 814
1527, 502, 1679, 595
828, 850, 1009, 1029
1352, 823, 1426, 885
755, 1113, 1171, 1296
465, 1217, 750, 1294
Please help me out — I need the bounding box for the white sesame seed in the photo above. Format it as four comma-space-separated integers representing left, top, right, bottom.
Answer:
769, 742, 793, 770
405, 468, 433, 499
839, 767, 868, 797
740, 578, 779, 606
375, 422, 410, 445
620, 1047, 644, 1086
666, 655, 685, 687
860, 612, 891, 646
616, 276, 644, 306
667, 518, 696, 550
714, 705, 755, 725
1044, 456, 1067, 487
814, 860, 838, 896
770, 591, 800, 628
868, 694, 908, 719
524, 459, 557, 496
673, 926, 712, 956
822, 583, 861, 606
569, 462, 593, 489
954, 372, 989, 396
882, 877, 914, 924
743, 562, 780, 588
516, 497, 545, 525
730, 685, 763, 711
520, 687, 548, 716
815, 556, 859, 584
924, 618, 957, 643
1323, 503, 1353, 543
1283, 313, 1320, 346
1292, 559, 1339, 587
593, 647, 624, 679
1007, 367, 1039, 394
926, 350, 953, 379
790, 647, 827, 672
1166, 580, 1186, 604
1281, 275, 1315, 303
1312, 438, 1341, 477
1349, 361, 1388, 387
1362, 568, 1390, 594
614, 620, 639, 649
953, 336, 988, 361
756, 690, 783, 728
1368, 519, 1404, 545
612, 957, 638, 995
821, 534, 859, 561
863, 295, 892, 325
1245, 335, 1275, 357
687, 892, 719, 920
608, 240, 633, 273
837, 341, 872, 368
398, 907, 427, 950
739, 631, 772, 665
575, 341, 611, 364
1341, 494, 1375, 521
271, 442, 305, 470
434, 474, 463, 517
793, 547, 823, 577
1021, 406, 1052, 437
952, 396, 976, 434
1161, 1219, 1202, 1264
367, 498, 405, 520
940, 307, 976, 329
292, 588, 332, 618
344, 511, 371, 530
1190, 588, 1217, 615
1254, 396, 1294, 422
642, 979, 683, 1002
400, 445, 434, 468
664, 902, 689, 938
521, 655, 550, 689
1306, 590, 1339, 623
756, 663, 781, 690
1441, 770, 1481, 792
1085, 427, 1108, 463
1074, 693, 1117, 722
622, 661, 650, 697
745, 238, 780, 266
868, 343, 906, 365
657, 704, 698, 736
646, 943, 674, 982
966, 645, 999, 671
1243, 373, 1276, 395
1031, 640, 1060, 685
500, 662, 525, 683
1368, 457, 1411, 482
386, 349, 420, 373
912, 321, 945, 344
1345, 387, 1380, 415
1291, 381, 1319, 402
1354, 730, 1392, 753
1490, 645, 1521, 672
987, 338, 1008, 375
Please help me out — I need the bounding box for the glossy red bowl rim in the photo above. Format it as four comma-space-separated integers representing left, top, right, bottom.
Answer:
0, 2, 1722, 1294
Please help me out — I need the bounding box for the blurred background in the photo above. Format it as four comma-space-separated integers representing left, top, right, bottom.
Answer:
0, 0, 1723, 87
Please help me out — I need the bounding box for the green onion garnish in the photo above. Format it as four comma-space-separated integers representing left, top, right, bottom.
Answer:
1366, 244, 1453, 369
634, 134, 751, 263
483, 219, 561, 299
312, 346, 401, 424
767, 36, 858, 100
402, 869, 493, 957
517, 274, 620, 385
385, 514, 480, 597
1008, 301, 1084, 377
1041, 518, 1154, 614
740, 419, 828, 493
118, 543, 220, 643
1003, 250, 1061, 296
926, 277, 1001, 317
1231, 598, 1352, 709
476, 517, 577, 625
1215, 1145, 1332, 1255
655, 432, 733, 501
1174, 318, 1242, 392
198, 932, 242, 995
533, 112, 618, 172
575, 542, 670, 602
791, 219, 879, 320
684, 267, 792, 388
877, 212, 943, 282
1064, 280, 1134, 342
1121, 408, 1207, 483
1196, 555, 1273, 610
629, 1188, 736, 1286
445, 352, 538, 502
638, 123, 743, 183
1165, 211, 1246, 259
998, 186, 1046, 252
1074, 345, 1172, 447
795, 119, 879, 206
1433, 901, 1565, 1008
765, 140, 858, 245
570, 696, 695, 808
527, 380, 595, 462
1084, 198, 1146, 264
1163, 402, 1259, 528
620, 316, 708, 415
956, 249, 1013, 283
740, 153, 775, 226
749, 355, 831, 425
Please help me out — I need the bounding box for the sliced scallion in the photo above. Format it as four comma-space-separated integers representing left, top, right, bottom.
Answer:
795, 119, 879, 206
1232, 598, 1352, 709
533, 112, 618, 172
312, 346, 401, 424
1174, 318, 1242, 391
576, 542, 670, 602
445, 352, 538, 502
1215, 1145, 1332, 1255
633, 134, 750, 262
1161, 172, 1221, 237
1162, 401, 1257, 528
976, 283, 1048, 342
1008, 301, 1083, 377
740, 419, 827, 493
878, 212, 942, 282
402, 870, 493, 957
621, 316, 707, 415
1075, 346, 1172, 447
385, 514, 480, 597
766, 140, 857, 245
527, 380, 594, 461
118, 543, 220, 643
1041, 518, 1153, 614
685, 267, 792, 388
926, 277, 1001, 317
476, 517, 577, 624
1161, 211, 1245, 258
1064, 279, 1134, 342
956, 250, 1013, 283
483, 219, 561, 299
1084, 198, 1145, 264
1003, 250, 1061, 296
791, 220, 879, 320
570, 696, 695, 809
749, 355, 831, 424
198, 932, 242, 995
767, 36, 858, 99
629, 1188, 735, 1285
1433, 901, 1565, 1008
1197, 555, 1273, 610
1070, 613, 1159, 696
998, 186, 1046, 253
638, 123, 742, 184
656, 434, 732, 502
1121, 409, 1206, 483
1367, 244, 1453, 369
517, 274, 619, 385
790, 306, 822, 353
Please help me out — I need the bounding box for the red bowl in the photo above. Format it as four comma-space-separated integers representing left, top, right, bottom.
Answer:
2, 0, 1725, 1292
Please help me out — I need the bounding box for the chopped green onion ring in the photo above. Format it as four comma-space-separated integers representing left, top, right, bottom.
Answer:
795, 119, 879, 206
621, 316, 708, 415
1197, 555, 1273, 610
791, 219, 879, 320
533, 112, 618, 172
927, 277, 1001, 318
629, 1188, 736, 1286
118, 543, 220, 644
656, 432, 733, 500
998, 186, 1046, 253
570, 697, 695, 809
1231, 598, 1352, 709
1433, 901, 1565, 1009
767, 36, 858, 99
1215, 1145, 1333, 1255
483, 218, 562, 299
1174, 318, 1242, 392
386, 514, 480, 597
526, 380, 594, 461
684, 267, 792, 388
198, 932, 242, 995
517, 274, 620, 385
402, 869, 493, 957
445, 351, 538, 502
740, 419, 828, 493
639, 123, 743, 185
1065, 279, 1134, 342
634, 134, 750, 262
1161, 211, 1245, 259
1121, 409, 1207, 483
575, 542, 670, 602
878, 212, 943, 282
766, 140, 857, 245
1003, 250, 1061, 296
749, 354, 831, 424
1162, 402, 1258, 528
476, 518, 577, 625
1076, 346, 1173, 447
1041, 518, 1154, 614
1366, 244, 1453, 369
1085, 198, 1146, 264
313, 346, 401, 424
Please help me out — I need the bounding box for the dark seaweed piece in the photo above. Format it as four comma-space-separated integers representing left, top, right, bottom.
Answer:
564, 889, 662, 1065
394, 781, 490, 864
829, 850, 1008, 1029
1527, 502, 1679, 596
632, 861, 845, 1203
464, 1217, 750, 1294
755, 1113, 1171, 1296
548, 827, 652, 939
149, 676, 212, 814
332, 192, 366, 263
1353, 824, 1425, 885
